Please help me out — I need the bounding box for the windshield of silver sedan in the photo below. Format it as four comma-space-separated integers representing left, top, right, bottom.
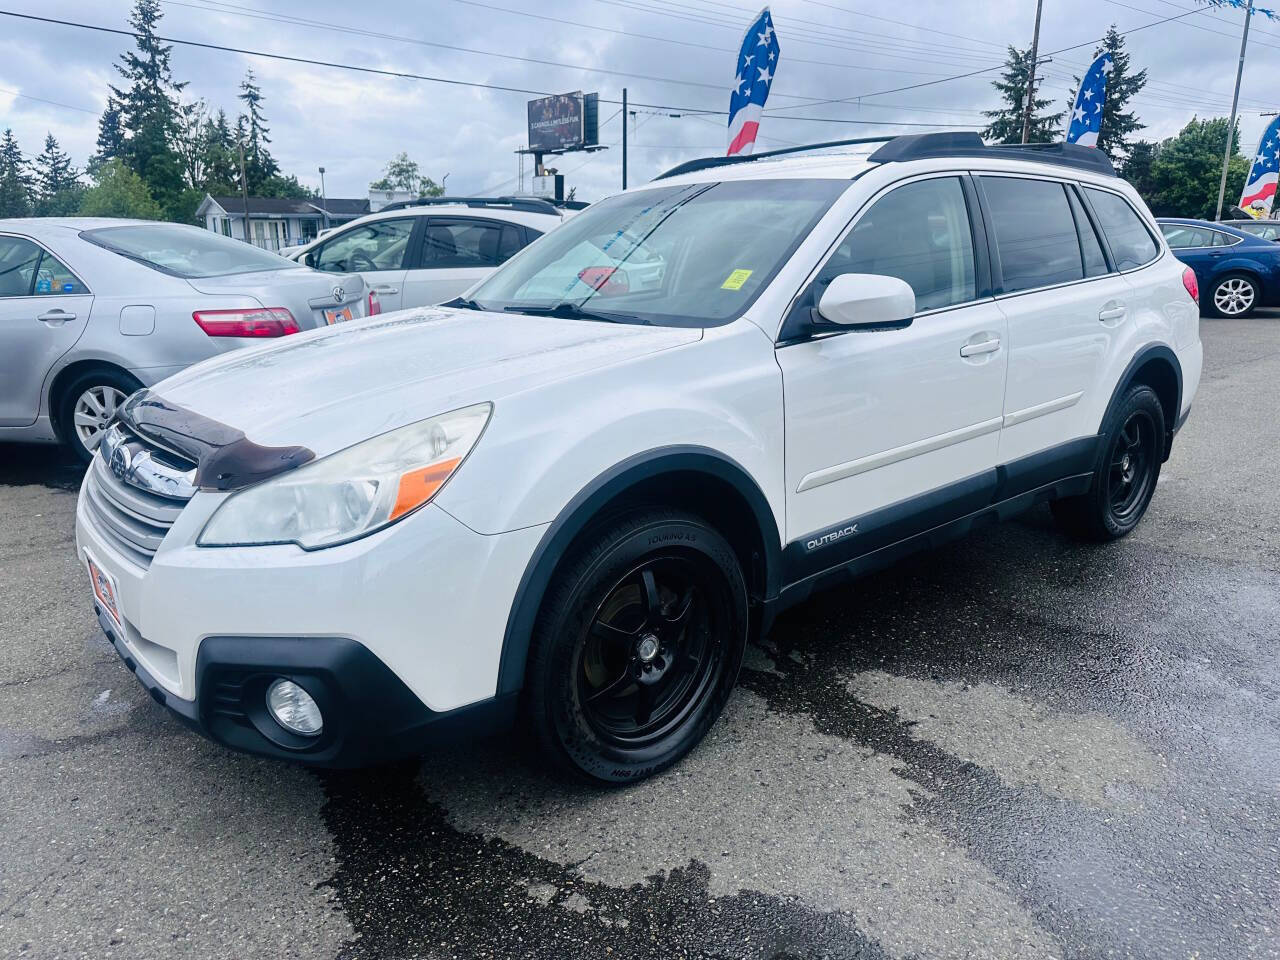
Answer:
465, 178, 848, 328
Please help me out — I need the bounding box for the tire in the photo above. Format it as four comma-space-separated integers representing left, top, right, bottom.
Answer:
1052, 383, 1166, 542
1208, 272, 1260, 319
524, 509, 749, 784
57, 367, 143, 464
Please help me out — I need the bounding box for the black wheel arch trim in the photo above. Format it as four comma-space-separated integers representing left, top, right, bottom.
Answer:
495, 446, 781, 697
1104, 343, 1183, 459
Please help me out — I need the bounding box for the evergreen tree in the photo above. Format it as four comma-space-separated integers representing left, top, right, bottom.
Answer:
91, 96, 125, 173
983, 45, 1063, 144
32, 133, 84, 216
200, 109, 239, 192
0, 129, 32, 218
237, 70, 278, 191
1065, 25, 1147, 162
109, 0, 187, 215
1132, 117, 1248, 219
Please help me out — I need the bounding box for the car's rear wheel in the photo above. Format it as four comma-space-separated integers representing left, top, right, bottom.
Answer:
1052, 383, 1166, 541
524, 509, 748, 784
1209, 273, 1259, 318
58, 368, 142, 463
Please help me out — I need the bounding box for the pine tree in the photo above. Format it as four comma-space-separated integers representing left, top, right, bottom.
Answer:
1065, 25, 1147, 162
109, 0, 188, 214
91, 96, 125, 173
0, 129, 32, 218
200, 109, 239, 191
237, 70, 278, 191
32, 133, 83, 216
983, 45, 1063, 144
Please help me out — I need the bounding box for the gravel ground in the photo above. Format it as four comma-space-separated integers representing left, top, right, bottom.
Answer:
1, 313, 1277, 960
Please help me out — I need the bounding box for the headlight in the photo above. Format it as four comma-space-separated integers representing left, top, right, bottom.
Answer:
198, 403, 491, 550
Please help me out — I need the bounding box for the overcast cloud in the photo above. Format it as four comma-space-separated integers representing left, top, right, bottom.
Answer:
1, 0, 1277, 203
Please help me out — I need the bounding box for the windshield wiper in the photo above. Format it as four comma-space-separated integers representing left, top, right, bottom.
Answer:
502, 301, 643, 324
442, 296, 484, 310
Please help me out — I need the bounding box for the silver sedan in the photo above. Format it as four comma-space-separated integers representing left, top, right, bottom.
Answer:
0, 218, 371, 460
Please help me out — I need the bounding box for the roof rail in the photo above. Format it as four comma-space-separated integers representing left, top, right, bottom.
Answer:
377, 196, 562, 215
867, 132, 1116, 176
654, 131, 1116, 182
654, 136, 897, 181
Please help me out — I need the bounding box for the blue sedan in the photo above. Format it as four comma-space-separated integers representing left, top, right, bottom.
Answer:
1157, 217, 1280, 318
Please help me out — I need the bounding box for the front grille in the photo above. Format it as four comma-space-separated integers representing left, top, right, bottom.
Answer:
83, 428, 194, 568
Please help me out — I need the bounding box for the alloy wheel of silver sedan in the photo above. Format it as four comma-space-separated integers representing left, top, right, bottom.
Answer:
73, 385, 127, 453
1212, 276, 1257, 317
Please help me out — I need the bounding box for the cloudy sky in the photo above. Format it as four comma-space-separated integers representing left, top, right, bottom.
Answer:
1, 0, 1278, 202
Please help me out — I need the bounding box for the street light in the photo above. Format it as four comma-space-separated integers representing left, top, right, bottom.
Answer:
318, 166, 329, 230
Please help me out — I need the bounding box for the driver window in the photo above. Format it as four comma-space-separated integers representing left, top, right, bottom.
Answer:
313, 218, 415, 273
817, 177, 977, 312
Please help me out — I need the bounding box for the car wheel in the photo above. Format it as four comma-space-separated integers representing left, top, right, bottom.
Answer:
524, 509, 749, 784
1209, 273, 1259, 318
58, 368, 142, 463
1052, 383, 1166, 542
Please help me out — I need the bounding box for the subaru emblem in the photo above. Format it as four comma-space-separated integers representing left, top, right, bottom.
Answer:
331, 285, 345, 302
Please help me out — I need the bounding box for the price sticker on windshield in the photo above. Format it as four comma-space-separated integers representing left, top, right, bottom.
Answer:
721, 269, 753, 291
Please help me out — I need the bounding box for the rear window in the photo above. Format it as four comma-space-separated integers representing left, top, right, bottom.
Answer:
1083, 188, 1159, 270
982, 176, 1084, 294
81, 223, 303, 279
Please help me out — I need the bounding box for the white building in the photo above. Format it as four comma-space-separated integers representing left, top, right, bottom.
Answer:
195, 195, 371, 252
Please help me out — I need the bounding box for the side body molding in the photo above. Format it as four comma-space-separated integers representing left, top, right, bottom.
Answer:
495, 446, 781, 697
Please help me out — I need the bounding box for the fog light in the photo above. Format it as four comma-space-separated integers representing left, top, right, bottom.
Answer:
266, 679, 323, 736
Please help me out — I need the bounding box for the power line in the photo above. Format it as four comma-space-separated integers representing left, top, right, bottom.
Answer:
0, 86, 98, 114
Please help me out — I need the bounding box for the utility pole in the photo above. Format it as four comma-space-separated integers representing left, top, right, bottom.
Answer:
238, 140, 251, 245
1216, 0, 1254, 221
1021, 0, 1045, 144
318, 166, 328, 228
622, 87, 628, 190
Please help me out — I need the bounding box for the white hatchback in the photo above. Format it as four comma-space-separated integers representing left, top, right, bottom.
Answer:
77, 133, 1202, 783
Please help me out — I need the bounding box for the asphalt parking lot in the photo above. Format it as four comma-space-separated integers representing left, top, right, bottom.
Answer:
2, 313, 1278, 960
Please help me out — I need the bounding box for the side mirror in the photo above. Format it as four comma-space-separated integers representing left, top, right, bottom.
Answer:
817, 273, 915, 329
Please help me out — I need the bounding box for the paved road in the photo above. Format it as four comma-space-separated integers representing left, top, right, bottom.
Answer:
2, 314, 1278, 960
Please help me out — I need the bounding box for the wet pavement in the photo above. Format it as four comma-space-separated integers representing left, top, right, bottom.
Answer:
1, 315, 1278, 959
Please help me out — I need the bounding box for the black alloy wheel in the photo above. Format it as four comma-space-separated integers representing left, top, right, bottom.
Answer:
1106, 409, 1158, 525
525, 509, 748, 784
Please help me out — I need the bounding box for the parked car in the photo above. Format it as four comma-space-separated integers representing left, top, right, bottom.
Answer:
285, 197, 567, 309
1157, 217, 1280, 317
0, 218, 370, 461
1221, 218, 1280, 242
77, 133, 1200, 783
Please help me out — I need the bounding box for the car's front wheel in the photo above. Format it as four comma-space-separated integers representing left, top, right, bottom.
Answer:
525, 509, 748, 784
1209, 273, 1260, 318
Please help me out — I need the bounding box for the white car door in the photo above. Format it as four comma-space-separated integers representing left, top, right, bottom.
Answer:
400, 217, 525, 307
777, 174, 1009, 572
0, 234, 94, 426
310, 217, 417, 312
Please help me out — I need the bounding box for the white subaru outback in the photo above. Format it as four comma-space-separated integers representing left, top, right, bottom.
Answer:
76, 133, 1202, 783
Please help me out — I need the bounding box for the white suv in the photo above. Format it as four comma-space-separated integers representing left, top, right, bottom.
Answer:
76, 133, 1202, 783
287, 197, 568, 309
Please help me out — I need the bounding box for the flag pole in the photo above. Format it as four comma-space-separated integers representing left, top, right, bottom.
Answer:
1216, 0, 1254, 221
1021, 0, 1045, 144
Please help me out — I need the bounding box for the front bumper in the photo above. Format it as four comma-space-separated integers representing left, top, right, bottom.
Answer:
94, 606, 515, 766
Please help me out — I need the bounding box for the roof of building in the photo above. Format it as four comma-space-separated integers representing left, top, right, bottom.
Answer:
200, 195, 370, 218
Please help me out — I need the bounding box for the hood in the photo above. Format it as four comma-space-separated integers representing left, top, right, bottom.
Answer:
151, 307, 702, 456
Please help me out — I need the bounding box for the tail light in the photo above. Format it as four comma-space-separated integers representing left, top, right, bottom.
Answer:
1181, 267, 1199, 305
367, 290, 382, 316
193, 307, 299, 338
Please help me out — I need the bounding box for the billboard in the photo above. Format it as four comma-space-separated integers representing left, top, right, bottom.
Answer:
527, 92, 599, 153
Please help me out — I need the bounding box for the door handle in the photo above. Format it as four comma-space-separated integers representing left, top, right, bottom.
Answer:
960, 338, 1001, 357
37, 310, 76, 324
371, 285, 399, 294
1098, 305, 1127, 322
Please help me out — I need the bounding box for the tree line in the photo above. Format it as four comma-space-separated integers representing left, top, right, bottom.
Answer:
983, 24, 1252, 220
0, 0, 312, 222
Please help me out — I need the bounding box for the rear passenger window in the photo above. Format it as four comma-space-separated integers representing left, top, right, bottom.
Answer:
1067, 189, 1109, 277
981, 177, 1083, 293
1160, 224, 1216, 249
1083, 188, 1159, 270
816, 176, 976, 311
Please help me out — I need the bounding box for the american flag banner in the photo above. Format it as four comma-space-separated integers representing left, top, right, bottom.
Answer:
1239, 115, 1280, 219
726, 8, 781, 157
1065, 52, 1113, 148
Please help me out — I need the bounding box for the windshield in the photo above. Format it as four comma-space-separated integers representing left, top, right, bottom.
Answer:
81, 223, 304, 279
468, 178, 849, 327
